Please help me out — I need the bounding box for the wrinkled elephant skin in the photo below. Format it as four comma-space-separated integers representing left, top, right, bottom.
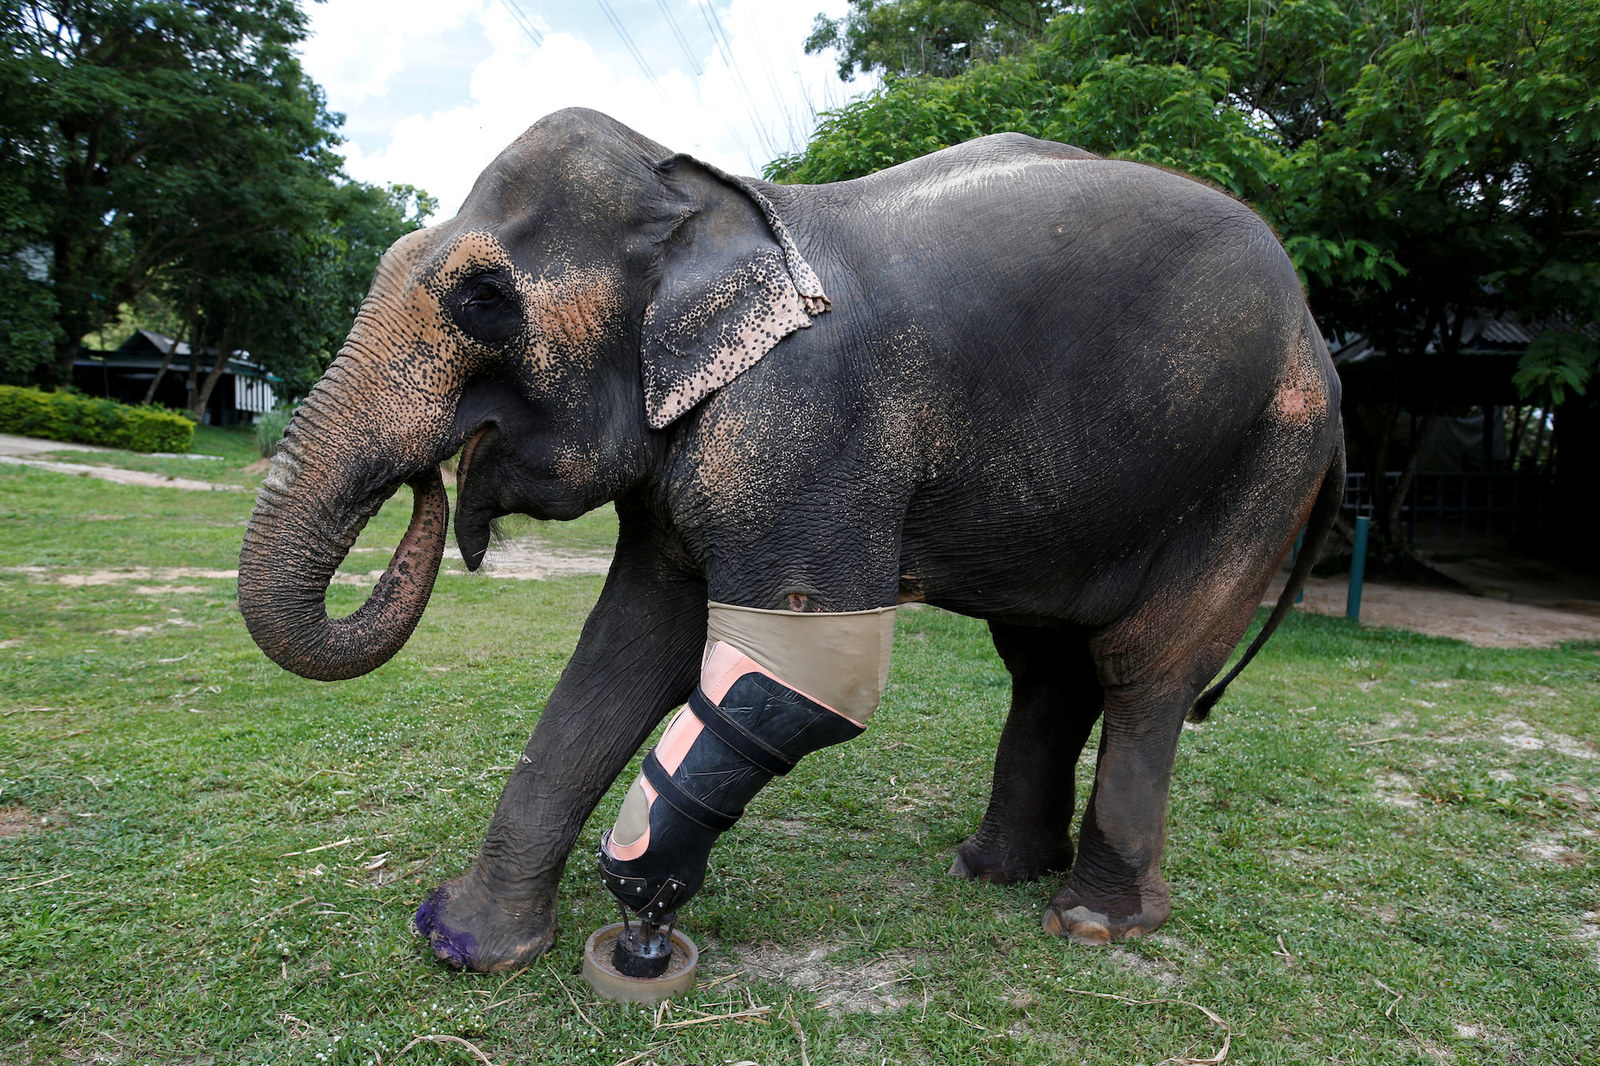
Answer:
237, 109, 1344, 973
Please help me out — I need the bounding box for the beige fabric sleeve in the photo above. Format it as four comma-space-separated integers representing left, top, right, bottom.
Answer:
705, 602, 896, 722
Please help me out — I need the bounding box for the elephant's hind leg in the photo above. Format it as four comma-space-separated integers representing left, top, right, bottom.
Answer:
951, 623, 1102, 885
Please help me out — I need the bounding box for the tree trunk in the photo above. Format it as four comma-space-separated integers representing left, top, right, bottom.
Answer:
189, 321, 238, 422
1528, 410, 1550, 471
1384, 410, 1436, 545
1507, 405, 1532, 467
43, 332, 78, 391
144, 293, 199, 406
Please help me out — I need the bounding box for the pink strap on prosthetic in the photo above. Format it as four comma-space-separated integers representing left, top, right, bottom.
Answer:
603, 641, 866, 862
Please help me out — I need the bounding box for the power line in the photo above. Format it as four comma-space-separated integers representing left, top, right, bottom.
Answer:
736, 3, 791, 140
499, 0, 544, 47
596, 0, 660, 90
654, 0, 702, 76
696, 0, 734, 69
697, 0, 773, 158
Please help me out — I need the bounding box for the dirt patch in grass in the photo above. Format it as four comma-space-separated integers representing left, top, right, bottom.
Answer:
1495, 718, 1598, 760
4, 545, 612, 588
0, 455, 246, 492
1372, 771, 1422, 808
1523, 836, 1588, 866
1265, 573, 1600, 648
6, 566, 237, 585
733, 941, 919, 1014
0, 806, 38, 836
1107, 946, 1182, 988
442, 542, 611, 579
1577, 913, 1600, 972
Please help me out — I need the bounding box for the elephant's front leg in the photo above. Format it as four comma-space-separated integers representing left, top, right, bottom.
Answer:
592, 502, 901, 946
416, 520, 707, 973
593, 602, 895, 938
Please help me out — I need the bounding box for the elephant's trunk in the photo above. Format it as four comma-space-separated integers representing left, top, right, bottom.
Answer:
237, 382, 451, 682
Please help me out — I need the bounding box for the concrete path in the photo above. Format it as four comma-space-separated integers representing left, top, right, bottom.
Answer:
0, 432, 107, 456
0, 454, 246, 491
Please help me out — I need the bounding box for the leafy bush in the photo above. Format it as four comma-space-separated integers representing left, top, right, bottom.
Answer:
0, 385, 193, 453
253, 404, 295, 458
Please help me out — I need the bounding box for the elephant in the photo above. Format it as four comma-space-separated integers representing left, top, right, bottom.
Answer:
237, 108, 1344, 974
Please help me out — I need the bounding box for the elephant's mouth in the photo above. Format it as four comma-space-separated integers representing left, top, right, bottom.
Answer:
454, 423, 499, 571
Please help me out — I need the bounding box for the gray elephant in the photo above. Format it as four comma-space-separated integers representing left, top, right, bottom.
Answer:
238, 108, 1343, 974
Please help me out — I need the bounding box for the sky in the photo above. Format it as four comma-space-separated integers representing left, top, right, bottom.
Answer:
297, 0, 874, 219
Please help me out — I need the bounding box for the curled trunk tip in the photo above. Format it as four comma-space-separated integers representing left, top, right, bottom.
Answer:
239, 467, 450, 681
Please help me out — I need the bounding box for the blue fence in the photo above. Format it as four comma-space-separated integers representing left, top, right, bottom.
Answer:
1342, 472, 1558, 540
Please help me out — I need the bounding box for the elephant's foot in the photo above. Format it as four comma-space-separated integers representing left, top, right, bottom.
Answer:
1041, 881, 1170, 945
948, 834, 1073, 885
415, 871, 556, 972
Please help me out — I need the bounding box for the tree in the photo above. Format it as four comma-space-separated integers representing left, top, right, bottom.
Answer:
805, 0, 1064, 80
0, 0, 343, 386
178, 179, 434, 412
0, 183, 57, 382
781, 0, 1600, 554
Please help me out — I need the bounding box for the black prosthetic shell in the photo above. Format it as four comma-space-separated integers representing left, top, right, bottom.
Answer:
598, 671, 864, 921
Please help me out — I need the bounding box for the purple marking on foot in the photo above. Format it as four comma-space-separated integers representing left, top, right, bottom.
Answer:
415, 888, 478, 969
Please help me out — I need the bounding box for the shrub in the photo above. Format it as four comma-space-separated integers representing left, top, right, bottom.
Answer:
254, 404, 295, 458
0, 386, 193, 453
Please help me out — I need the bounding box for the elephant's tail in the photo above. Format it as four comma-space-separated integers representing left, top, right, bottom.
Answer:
1188, 440, 1346, 722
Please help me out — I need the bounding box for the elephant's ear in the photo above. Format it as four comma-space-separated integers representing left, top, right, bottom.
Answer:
641, 155, 829, 430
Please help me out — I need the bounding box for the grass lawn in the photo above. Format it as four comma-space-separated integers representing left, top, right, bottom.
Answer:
2, 429, 1597, 1064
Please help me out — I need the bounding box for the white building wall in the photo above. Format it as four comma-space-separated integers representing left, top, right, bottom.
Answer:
234, 376, 277, 415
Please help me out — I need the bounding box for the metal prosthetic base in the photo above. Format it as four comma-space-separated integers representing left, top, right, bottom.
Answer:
581, 921, 699, 1004
610, 912, 674, 978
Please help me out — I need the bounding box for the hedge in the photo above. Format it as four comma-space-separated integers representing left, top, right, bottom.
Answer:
0, 386, 193, 453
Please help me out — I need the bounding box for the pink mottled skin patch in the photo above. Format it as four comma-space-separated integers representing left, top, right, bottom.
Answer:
1272, 332, 1329, 424
1275, 385, 1322, 421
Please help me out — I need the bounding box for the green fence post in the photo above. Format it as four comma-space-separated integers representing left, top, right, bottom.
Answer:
1346, 515, 1370, 620
1292, 529, 1305, 604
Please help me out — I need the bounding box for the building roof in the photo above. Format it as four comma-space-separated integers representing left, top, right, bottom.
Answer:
75, 330, 276, 381
1334, 311, 1597, 366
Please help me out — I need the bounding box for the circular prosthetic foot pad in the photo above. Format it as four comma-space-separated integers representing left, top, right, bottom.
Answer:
581, 923, 699, 1004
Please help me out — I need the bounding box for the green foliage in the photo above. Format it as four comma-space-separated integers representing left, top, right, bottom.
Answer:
769, 57, 1060, 182
253, 405, 296, 459
1513, 331, 1599, 406
805, 0, 1065, 81
0, 384, 192, 452
785, 0, 1600, 405
0, 181, 59, 384
230, 181, 435, 401
0, 0, 433, 396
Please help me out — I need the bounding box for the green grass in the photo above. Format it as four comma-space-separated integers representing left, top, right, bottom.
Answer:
1, 451, 1597, 1064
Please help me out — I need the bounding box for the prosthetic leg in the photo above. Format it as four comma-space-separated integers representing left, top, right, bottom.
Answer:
583, 603, 895, 1001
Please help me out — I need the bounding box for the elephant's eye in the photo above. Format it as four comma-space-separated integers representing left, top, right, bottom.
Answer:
454, 274, 521, 344
466, 279, 504, 308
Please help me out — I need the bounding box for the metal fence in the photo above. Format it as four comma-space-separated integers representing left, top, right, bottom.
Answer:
1343, 472, 1559, 539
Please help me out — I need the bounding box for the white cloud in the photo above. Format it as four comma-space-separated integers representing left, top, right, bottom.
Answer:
302, 1, 870, 218
299, 0, 489, 106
